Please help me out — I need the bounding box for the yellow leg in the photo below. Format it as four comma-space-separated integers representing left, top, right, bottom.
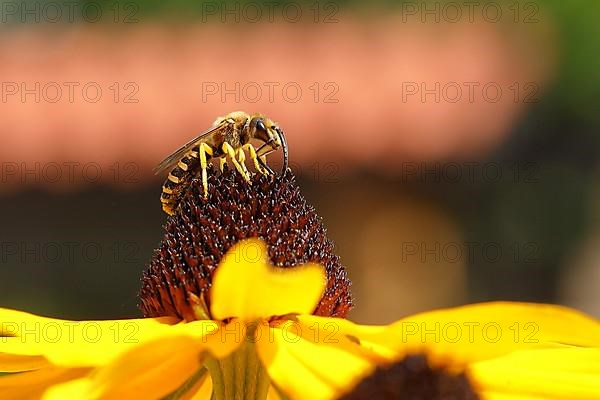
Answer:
236, 146, 252, 178
199, 143, 213, 198
222, 143, 251, 182
242, 143, 268, 175
219, 157, 227, 172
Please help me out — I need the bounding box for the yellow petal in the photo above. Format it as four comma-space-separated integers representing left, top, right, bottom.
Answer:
42, 318, 240, 400
256, 321, 373, 400
211, 239, 326, 321
273, 317, 387, 364
300, 302, 600, 370
267, 385, 282, 400
471, 348, 600, 399
296, 314, 409, 361
43, 336, 204, 400
44, 319, 240, 400
391, 302, 600, 367
0, 308, 232, 369
187, 374, 212, 400
0, 354, 50, 373
480, 393, 547, 400
0, 367, 90, 400
40, 378, 91, 400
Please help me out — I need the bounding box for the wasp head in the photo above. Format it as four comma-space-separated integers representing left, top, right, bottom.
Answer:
249, 114, 288, 172
249, 116, 281, 147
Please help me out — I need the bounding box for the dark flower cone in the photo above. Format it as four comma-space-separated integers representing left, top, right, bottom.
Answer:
139, 166, 353, 321
339, 355, 479, 400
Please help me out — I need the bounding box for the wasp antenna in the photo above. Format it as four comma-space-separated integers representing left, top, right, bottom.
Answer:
277, 128, 289, 173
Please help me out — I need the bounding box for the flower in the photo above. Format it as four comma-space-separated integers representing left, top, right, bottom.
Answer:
2, 168, 600, 400
2, 238, 600, 399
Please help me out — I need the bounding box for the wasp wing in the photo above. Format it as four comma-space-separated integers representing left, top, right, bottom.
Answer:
153, 125, 222, 175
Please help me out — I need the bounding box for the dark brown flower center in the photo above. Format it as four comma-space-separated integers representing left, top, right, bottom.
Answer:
339, 355, 479, 400
139, 167, 353, 321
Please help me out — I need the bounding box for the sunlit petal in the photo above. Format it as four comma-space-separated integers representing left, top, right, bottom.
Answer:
471, 348, 600, 399
391, 302, 600, 367
296, 314, 408, 361
256, 321, 373, 400
40, 378, 91, 400
0, 367, 90, 400
0, 354, 50, 373
186, 374, 212, 400
43, 325, 237, 400
267, 385, 282, 400
0, 308, 234, 369
211, 239, 326, 321
480, 393, 547, 400
303, 302, 600, 369
273, 317, 386, 365
43, 337, 200, 400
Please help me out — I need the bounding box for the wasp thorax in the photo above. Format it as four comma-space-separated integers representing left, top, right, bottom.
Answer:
139, 166, 353, 321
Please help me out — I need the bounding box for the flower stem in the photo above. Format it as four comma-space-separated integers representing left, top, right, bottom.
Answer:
205, 332, 270, 400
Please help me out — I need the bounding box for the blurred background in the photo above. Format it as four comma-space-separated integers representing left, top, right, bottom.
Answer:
0, 0, 599, 324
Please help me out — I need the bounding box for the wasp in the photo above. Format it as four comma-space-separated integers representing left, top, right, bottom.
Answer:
154, 111, 288, 215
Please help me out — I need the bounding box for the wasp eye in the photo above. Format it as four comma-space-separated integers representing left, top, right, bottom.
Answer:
256, 120, 266, 132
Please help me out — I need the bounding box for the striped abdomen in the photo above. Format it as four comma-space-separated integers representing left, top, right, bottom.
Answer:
160, 150, 201, 215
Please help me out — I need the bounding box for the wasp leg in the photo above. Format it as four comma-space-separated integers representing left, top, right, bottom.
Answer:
255, 146, 276, 175
236, 146, 252, 178
219, 156, 227, 172
241, 143, 268, 175
199, 142, 214, 198
256, 144, 276, 158
222, 142, 251, 182
258, 155, 274, 175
